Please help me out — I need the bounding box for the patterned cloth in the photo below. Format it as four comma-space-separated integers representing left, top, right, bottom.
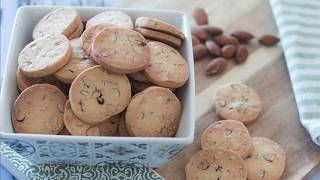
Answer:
270, 0, 320, 145
0, 142, 163, 180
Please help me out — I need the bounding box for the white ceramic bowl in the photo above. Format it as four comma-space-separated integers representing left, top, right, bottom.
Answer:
0, 6, 195, 167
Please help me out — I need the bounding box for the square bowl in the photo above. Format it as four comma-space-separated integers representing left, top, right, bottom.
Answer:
0, 6, 195, 167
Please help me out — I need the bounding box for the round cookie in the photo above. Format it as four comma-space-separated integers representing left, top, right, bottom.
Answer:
118, 112, 130, 136
135, 27, 182, 48
215, 83, 262, 124
135, 17, 185, 39
12, 84, 66, 134
54, 38, 96, 84
68, 21, 84, 40
16, 68, 70, 94
125, 86, 182, 137
86, 10, 133, 30
245, 137, 286, 180
128, 71, 150, 83
185, 149, 247, 180
69, 65, 131, 124
33, 7, 80, 39
201, 120, 252, 158
91, 27, 150, 74
18, 34, 72, 77
64, 100, 118, 136
80, 24, 114, 55
143, 41, 189, 88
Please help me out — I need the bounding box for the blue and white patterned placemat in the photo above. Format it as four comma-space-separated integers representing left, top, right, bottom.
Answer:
0, 142, 164, 180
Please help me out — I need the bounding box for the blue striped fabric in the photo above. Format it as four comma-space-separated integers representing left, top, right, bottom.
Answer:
270, 0, 320, 145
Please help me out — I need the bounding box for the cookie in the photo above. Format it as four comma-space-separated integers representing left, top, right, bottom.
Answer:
18, 34, 72, 77
64, 100, 118, 136
185, 149, 247, 180
80, 24, 113, 55
33, 7, 80, 39
245, 137, 286, 180
91, 27, 150, 74
16, 68, 70, 94
12, 84, 66, 134
128, 71, 150, 83
143, 41, 189, 88
86, 10, 133, 30
135, 17, 185, 39
118, 112, 130, 136
68, 21, 84, 40
134, 27, 182, 48
125, 86, 182, 137
201, 120, 252, 158
215, 83, 262, 124
69, 65, 131, 124
54, 38, 96, 84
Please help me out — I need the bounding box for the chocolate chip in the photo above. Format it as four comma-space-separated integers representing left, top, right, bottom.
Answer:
215, 165, 223, 172
138, 41, 147, 46
16, 117, 25, 122
79, 100, 84, 112
97, 95, 105, 105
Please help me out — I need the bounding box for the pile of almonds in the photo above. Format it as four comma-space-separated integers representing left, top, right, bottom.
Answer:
191, 8, 280, 76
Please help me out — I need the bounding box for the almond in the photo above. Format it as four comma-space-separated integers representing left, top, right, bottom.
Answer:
212, 35, 239, 47
191, 26, 209, 41
192, 35, 201, 46
231, 30, 254, 43
205, 57, 228, 75
258, 34, 280, 46
193, 44, 208, 60
205, 40, 221, 57
222, 45, 237, 59
200, 25, 223, 36
235, 46, 249, 63
193, 8, 208, 25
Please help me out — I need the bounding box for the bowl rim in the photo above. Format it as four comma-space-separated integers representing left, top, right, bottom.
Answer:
0, 6, 195, 145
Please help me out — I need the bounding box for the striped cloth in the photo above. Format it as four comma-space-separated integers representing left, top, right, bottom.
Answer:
270, 0, 320, 146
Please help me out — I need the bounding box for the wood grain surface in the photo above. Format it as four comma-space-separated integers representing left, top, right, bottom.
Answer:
118, 0, 320, 179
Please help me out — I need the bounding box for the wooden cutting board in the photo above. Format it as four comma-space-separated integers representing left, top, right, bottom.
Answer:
119, 0, 320, 179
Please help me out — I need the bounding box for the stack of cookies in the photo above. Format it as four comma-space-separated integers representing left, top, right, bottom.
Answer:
134, 17, 185, 49
12, 7, 190, 138
185, 83, 286, 180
